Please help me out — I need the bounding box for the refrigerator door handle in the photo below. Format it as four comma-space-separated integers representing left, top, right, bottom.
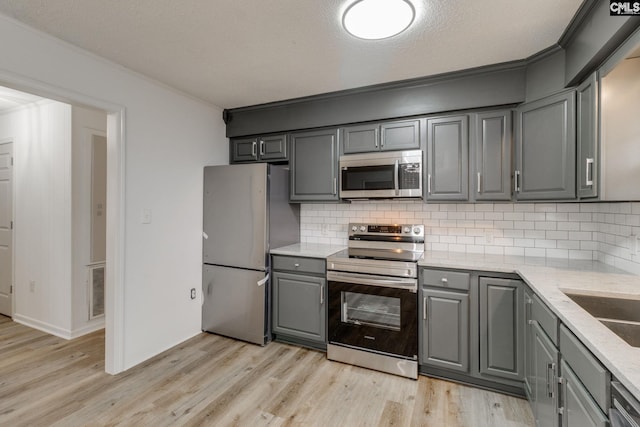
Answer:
257, 273, 269, 287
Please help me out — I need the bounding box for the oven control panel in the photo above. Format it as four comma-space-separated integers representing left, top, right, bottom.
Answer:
348, 223, 424, 240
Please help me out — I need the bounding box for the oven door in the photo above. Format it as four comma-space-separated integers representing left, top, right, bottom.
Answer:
327, 271, 418, 359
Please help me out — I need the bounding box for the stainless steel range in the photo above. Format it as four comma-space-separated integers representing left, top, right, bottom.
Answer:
326, 223, 424, 379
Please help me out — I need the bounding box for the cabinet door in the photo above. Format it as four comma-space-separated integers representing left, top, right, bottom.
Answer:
230, 137, 258, 163
272, 271, 326, 343
420, 288, 469, 373
472, 111, 512, 201
524, 290, 535, 400
290, 128, 339, 201
426, 115, 469, 201
577, 73, 598, 199
259, 134, 288, 161
532, 321, 559, 427
342, 124, 379, 154
515, 90, 576, 200
479, 277, 524, 381
561, 360, 609, 427
380, 119, 421, 151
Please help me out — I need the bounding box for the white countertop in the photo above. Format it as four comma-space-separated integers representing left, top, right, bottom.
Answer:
419, 251, 640, 400
270, 243, 346, 259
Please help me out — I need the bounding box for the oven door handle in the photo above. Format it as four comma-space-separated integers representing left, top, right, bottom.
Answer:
327, 271, 417, 292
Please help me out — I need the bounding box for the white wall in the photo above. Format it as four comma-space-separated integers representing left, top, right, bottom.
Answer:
0, 101, 74, 335
0, 15, 228, 371
301, 201, 640, 275
601, 57, 640, 200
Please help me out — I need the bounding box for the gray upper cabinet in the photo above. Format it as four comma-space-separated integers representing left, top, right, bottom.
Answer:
426, 115, 469, 201
472, 110, 512, 201
577, 73, 598, 199
230, 134, 288, 163
479, 277, 524, 382
290, 128, 340, 202
342, 119, 421, 154
421, 287, 469, 373
515, 90, 576, 200
342, 123, 379, 153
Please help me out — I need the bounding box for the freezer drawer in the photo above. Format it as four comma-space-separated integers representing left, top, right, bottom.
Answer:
202, 264, 268, 345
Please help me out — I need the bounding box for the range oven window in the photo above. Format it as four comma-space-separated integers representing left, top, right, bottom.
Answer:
341, 165, 394, 191
342, 292, 400, 331
328, 280, 417, 359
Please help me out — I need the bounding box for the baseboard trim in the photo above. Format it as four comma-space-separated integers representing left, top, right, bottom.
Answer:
12, 314, 106, 340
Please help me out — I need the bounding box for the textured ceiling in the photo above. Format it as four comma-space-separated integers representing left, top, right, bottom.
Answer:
0, 0, 584, 109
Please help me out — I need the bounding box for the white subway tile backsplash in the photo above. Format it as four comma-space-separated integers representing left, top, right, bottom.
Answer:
300, 201, 640, 274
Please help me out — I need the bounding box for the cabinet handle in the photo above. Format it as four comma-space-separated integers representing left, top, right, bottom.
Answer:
423, 296, 427, 320
441, 277, 448, 284
514, 170, 521, 193
259, 140, 265, 156
333, 177, 337, 195
251, 141, 257, 158
477, 172, 481, 193
427, 174, 432, 194
558, 376, 566, 419
294, 263, 300, 268
586, 158, 594, 186
546, 362, 556, 398
320, 284, 324, 305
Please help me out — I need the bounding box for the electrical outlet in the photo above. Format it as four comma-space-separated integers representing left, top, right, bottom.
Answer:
141, 209, 152, 224
485, 231, 494, 244
29, 280, 35, 292
321, 223, 329, 236
190, 288, 196, 300
631, 234, 639, 255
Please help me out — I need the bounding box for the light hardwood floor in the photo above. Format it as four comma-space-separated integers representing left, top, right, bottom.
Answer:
0, 315, 534, 426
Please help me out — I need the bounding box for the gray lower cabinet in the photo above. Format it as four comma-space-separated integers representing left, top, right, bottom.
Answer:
420, 287, 469, 373
231, 134, 287, 163
515, 90, 576, 200
271, 260, 326, 349
559, 324, 610, 426
576, 72, 598, 199
471, 110, 512, 201
478, 277, 525, 382
289, 128, 339, 202
561, 360, 608, 427
525, 288, 562, 427
426, 115, 469, 201
341, 119, 421, 154
531, 321, 560, 427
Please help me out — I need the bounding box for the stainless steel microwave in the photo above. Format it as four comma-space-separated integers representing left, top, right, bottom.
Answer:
339, 150, 423, 199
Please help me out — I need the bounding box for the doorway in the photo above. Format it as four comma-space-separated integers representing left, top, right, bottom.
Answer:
0, 82, 124, 375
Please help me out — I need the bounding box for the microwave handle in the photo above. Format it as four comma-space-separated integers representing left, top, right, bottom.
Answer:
394, 160, 399, 196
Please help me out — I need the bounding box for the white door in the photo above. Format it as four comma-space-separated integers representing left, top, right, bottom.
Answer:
0, 142, 13, 316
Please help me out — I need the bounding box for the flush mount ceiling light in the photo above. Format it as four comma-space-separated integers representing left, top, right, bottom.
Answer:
343, 0, 415, 40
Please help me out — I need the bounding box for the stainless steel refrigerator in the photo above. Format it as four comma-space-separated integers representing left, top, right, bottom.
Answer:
202, 163, 299, 345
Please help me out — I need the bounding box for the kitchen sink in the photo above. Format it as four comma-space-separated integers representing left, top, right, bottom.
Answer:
564, 293, 640, 347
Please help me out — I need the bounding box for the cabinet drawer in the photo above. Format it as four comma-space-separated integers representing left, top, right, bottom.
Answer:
559, 324, 610, 412
421, 269, 470, 290
532, 294, 558, 345
272, 255, 325, 275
